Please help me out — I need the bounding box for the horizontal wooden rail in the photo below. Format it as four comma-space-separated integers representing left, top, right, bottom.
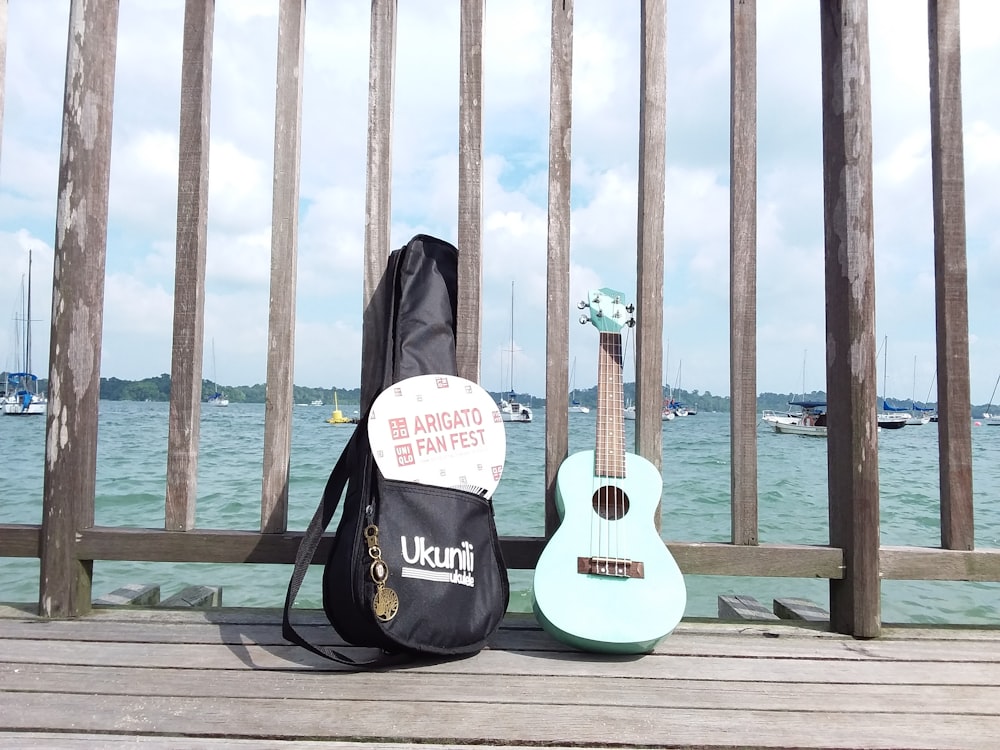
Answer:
0, 525, 39, 558
880, 546, 1000, 582
4, 524, 840, 579
9, 525, 1000, 583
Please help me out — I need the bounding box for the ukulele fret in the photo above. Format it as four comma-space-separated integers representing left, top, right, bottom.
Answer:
577, 556, 645, 579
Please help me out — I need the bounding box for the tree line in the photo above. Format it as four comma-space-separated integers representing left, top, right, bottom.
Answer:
90, 374, 823, 413
23, 374, 949, 414
97, 374, 363, 407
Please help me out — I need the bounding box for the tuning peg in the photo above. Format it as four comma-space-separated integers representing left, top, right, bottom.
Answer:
577, 300, 587, 310
626, 317, 636, 328
578, 315, 590, 325
626, 304, 635, 314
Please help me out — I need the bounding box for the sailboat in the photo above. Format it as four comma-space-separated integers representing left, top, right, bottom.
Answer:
2, 250, 48, 416
206, 339, 229, 407
984, 372, 1000, 426
876, 336, 908, 429
499, 281, 532, 423
659, 342, 674, 421
905, 355, 931, 425
670, 360, 689, 416
568, 357, 589, 414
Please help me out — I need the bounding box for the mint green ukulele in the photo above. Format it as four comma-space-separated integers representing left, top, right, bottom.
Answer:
532, 288, 686, 653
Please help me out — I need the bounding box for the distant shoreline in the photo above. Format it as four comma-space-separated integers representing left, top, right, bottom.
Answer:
17, 372, 995, 416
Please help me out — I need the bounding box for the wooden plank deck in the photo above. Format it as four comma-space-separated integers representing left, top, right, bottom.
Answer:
1, 606, 998, 749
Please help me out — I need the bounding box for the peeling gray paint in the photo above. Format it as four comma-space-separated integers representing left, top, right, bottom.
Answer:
67, 301, 95, 393
81, 90, 101, 150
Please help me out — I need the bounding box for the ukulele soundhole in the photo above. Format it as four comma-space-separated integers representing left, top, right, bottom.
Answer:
591, 486, 630, 520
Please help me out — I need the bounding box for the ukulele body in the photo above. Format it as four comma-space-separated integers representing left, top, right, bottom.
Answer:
532, 449, 686, 654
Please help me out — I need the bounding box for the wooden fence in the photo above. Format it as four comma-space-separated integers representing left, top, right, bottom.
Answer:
1, 0, 998, 638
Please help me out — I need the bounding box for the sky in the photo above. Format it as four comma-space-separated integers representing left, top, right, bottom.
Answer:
1, 1, 999, 404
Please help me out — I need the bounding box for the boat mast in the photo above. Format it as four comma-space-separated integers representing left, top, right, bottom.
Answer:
987, 371, 1000, 412
665, 339, 670, 401
508, 281, 515, 397
801, 349, 807, 400
25, 250, 32, 378
882, 335, 888, 404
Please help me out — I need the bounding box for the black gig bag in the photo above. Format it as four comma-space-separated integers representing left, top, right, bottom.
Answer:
283, 234, 509, 667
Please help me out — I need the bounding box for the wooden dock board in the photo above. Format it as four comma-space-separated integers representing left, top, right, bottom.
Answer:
1, 606, 998, 748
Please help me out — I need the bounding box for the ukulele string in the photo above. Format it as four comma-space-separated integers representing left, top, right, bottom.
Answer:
618, 321, 636, 577
593, 332, 612, 569
599, 328, 627, 574
591, 304, 633, 576
613, 329, 625, 575
593, 336, 606, 568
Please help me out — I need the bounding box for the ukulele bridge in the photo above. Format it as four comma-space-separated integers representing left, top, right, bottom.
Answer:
577, 556, 645, 579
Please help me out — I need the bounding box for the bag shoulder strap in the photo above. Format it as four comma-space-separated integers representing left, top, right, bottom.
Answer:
282, 423, 408, 669
282, 242, 410, 668
281, 428, 358, 664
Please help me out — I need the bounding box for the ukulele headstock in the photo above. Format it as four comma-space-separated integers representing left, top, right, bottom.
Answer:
578, 288, 635, 334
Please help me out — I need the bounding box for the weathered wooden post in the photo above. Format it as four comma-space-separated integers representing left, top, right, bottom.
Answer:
729, 0, 758, 546
820, 0, 880, 638
359, 0, 397, 411
635, 0, 667, 500
262, 0, 307, 533
40, 0, 120, 617
928, 0, 974, 551
457, 0, 484, 385
543, 0, 573, 536
166, 0, 214, 532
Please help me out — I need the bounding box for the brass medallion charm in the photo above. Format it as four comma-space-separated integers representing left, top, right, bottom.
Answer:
372, 586, 399, 621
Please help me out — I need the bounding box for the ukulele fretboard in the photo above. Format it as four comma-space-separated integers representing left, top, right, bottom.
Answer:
595, 331, 626, 478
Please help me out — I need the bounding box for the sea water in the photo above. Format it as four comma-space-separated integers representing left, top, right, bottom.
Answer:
1, 401, 998, 624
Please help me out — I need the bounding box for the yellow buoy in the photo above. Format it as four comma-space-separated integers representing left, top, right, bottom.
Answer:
326, 390, 354, 424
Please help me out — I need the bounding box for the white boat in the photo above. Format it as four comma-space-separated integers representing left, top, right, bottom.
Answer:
771, 401, 827, 437
984, 373, 1000, 425
498, 282, 532, 423
310, 399, 323, 406
662, 345, 676, 420
2, 251, 47, 416
500, 393, 533, 423
876, 337, 906, 429
1, 372, 46, 415
207, 392, 229, 407
762, 409, 802, 426
668, 360, 690, 416
621, 401, 673, 421
877, 401, 909, 430
904, 357, 931, 425
763, 350, 811, 427
568, 357, 589, 414
206, 339, 228, 406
